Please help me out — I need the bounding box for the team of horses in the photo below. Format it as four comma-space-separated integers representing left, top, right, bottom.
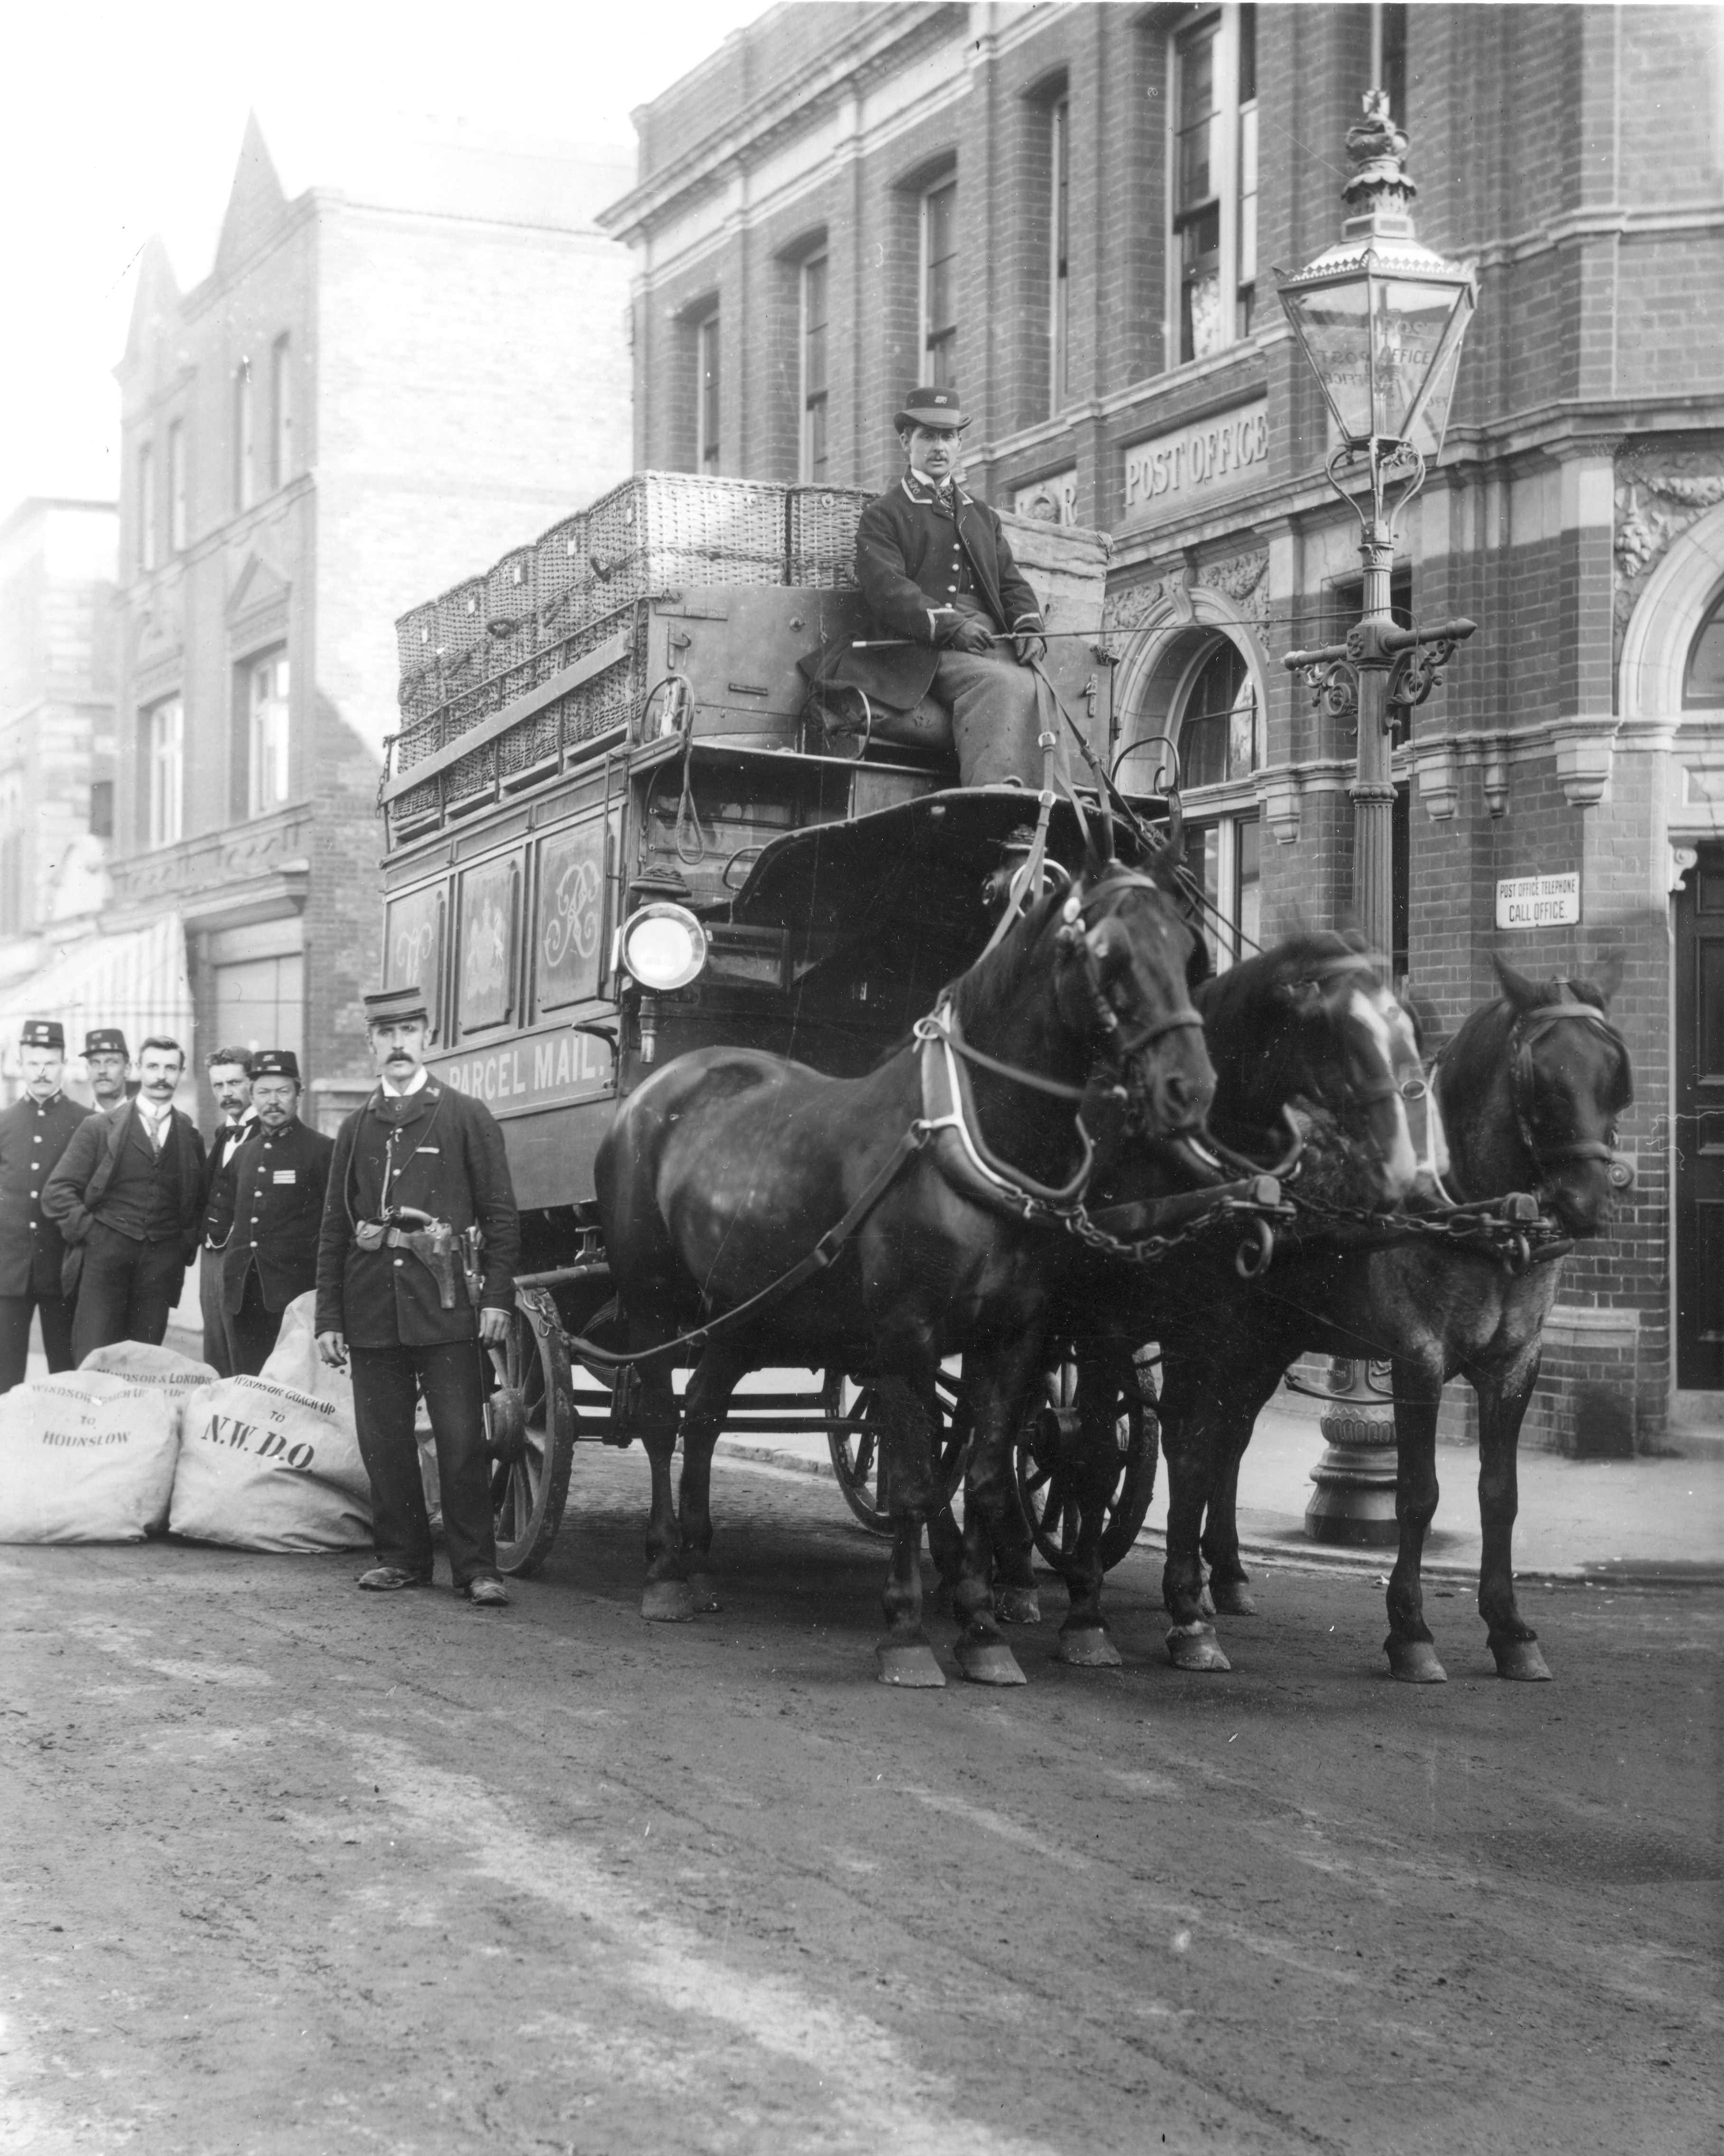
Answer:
596, 808, 1634, 1691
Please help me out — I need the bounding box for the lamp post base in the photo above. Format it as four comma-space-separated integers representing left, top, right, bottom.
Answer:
1305, 1357, 1400, 1546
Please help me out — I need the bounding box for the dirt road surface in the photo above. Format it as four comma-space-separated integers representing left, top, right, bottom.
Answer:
3, 1449, 1718, 2155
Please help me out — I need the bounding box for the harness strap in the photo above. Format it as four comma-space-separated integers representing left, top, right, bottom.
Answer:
559, 1119, 934, 1372
917, 1004, 1097, 1214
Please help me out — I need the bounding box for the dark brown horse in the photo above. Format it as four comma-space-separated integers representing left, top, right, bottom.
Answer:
963, 931, 1426, 1674
595, 832, 1213, 1685
1156, 956, 1634, 1681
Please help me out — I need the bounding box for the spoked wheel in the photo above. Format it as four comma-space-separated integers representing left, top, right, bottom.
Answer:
489, 1287, 577, 1576
1014, 1348, 1159, 1574
822, 1366, 969, 1536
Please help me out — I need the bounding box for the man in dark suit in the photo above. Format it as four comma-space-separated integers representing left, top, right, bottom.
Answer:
43, 1035, 206, 1365
205, 1050, 334, 1375
198, 1046, 257, 1375
827, 385, 1059, 788
315, 986, 520, 1607
0, 1021, 92, 1391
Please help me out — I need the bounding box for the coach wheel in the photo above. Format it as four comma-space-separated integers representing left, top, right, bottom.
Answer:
822, 1366, 970, 1537
490, 1287, 577, 1577
1013, 1348, 1158, 1574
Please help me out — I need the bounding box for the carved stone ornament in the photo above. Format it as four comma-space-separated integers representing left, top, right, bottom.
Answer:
1614, 442, 1724, 660
1195, 549, 1270, 622
1101, 572, 1189, 654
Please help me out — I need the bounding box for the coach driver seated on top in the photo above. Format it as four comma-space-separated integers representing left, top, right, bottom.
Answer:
827, 386, 1068, 789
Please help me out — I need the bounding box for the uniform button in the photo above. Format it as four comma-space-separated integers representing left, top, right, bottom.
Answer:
393, 1257, 403, 1268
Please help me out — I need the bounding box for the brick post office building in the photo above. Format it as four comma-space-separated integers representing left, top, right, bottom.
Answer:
602, 1, 1724, 1452
113, 117, 634, 1132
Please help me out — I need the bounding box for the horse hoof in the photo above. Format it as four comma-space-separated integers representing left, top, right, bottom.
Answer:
1056, 1627, 1122, 1668
993, 1586, 1042, 1626
641, 1579, 696, 1624
956, 1638, 1028, 1686
1491, 1636, 1553, 1682
1209, 1581, 1258, 1617
1386, 1637, 1447, 1683
1166, 1623, 1231, 1673
687, 1572, 721, 1614
1198, 1583, 1217, 1618
876, 1642, 947, 1688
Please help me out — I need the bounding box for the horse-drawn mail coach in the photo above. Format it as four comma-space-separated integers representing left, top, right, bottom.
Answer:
379, 472, 1165, 1578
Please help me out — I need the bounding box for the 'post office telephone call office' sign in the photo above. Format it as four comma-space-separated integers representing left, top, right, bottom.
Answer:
1122, 400, 1269, 523
1496, 873, 1581, 929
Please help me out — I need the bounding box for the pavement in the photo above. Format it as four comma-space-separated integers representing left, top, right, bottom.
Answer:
708, 1369, 1724, 1589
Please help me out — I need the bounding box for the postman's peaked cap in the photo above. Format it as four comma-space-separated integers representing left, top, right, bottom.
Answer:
83, 1029, 128, 1058
251, 1049, 300, 1080
893, 385, 969, 432
20, 1020, 64, 1050
363, 985, 429, 1027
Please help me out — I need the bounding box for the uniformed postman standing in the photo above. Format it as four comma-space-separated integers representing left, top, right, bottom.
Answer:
205, 1050, 334, 1376
0, 1021, 90, 1392
315, 986, 520, 1606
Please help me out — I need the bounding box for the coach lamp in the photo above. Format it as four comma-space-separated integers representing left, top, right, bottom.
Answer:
1276, 90, 1482, 1552
620, 901, 708, 1065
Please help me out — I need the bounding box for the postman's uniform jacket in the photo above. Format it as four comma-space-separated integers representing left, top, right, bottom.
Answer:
315, 1075, 520, 1587
43, 1100, 207, 1365
821, 477, 1058, 789
0, 1089, 92, 1389
198, 1111, 257, 1376
205, 1116, 335, 1375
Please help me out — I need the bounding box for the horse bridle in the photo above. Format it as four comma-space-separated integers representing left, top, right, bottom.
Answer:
1056, 868, 1209, 1062
1508, 997, 1633, 1181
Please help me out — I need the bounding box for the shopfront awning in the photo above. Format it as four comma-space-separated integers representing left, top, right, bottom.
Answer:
0, 914, 194, 1078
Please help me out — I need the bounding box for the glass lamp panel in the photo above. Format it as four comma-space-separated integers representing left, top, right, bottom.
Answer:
1284, 279, 1374, 441
1368, 276, 1466, 438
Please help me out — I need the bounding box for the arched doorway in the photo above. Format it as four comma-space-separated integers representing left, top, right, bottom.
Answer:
1116, 623, 1262, 967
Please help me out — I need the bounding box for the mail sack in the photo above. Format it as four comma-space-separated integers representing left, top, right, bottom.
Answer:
261, 1293, 354, 1415
80, 1338, 218, 1430
171, 1373, 372, 1553
0, 1374, 180, 1543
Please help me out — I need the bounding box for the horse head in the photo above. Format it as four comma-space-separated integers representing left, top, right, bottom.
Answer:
1050, 821, 1215, 1141
1197, 930, 1421, 1204
1487, 956, 1634, 1236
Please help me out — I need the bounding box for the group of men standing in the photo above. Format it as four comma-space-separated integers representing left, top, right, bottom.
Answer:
0, 990, 518, 1608
0, 1025, 332, 1386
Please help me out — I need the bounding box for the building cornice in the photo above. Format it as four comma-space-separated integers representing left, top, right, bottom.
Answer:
599, 2, 966, 242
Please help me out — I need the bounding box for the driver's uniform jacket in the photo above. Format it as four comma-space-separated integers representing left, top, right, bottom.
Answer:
205, 1117, 335, 1316
831, 476, 1045, 713
314, 1077, 519, 1349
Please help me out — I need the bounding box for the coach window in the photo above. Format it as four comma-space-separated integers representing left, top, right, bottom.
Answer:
1169, 4, 1258, 366
1684, 589, 1724, 706
695, 307, 721, 475
921, 172, 958, 388
457, 854, 521, 1036
385, 884, 446, 1042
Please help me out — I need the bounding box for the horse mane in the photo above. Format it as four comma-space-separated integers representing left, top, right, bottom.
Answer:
1194, 929, 1369, 1052
1193, 928, 1378, 1141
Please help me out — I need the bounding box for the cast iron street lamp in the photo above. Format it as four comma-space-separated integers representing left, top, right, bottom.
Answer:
1277, 91, 1480, 1543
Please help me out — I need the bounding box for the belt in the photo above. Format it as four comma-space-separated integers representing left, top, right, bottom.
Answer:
382, 1227, 421, 1250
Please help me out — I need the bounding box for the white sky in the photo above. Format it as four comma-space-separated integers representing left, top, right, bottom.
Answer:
0, 0, 769, 520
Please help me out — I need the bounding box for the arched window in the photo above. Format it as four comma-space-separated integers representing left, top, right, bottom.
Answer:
1174, 635, 1260, 789
1684, 588, 1724, 706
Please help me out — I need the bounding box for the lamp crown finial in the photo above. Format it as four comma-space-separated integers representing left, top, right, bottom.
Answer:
1342, 87, 1417, 237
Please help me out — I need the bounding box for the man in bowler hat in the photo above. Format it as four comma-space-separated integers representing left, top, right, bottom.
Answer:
81, 1029, 130, 1112
315, 986, 519, 1606
205, 1050, 334, 1375
825, 385, 1060, 788
198, 1045, 257, 1374
0, 1022, 91, 1391
43, 1036, 206, 1363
